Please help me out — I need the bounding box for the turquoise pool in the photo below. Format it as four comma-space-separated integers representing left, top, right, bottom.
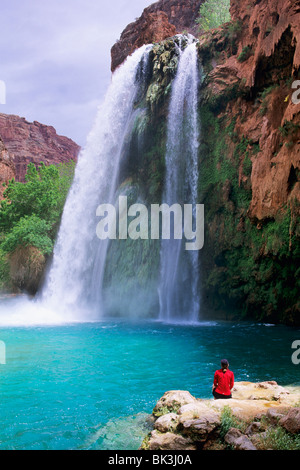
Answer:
0, 319, 298, 450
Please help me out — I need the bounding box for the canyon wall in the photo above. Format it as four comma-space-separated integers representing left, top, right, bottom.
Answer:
0, 113, 80, 182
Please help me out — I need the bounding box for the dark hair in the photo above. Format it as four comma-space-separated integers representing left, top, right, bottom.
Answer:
221, 359, 229, 372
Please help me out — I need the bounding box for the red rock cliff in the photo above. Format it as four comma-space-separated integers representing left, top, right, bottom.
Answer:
0, 113, 80, 182
230, 0, 300, 221
199, 0, 300, 222
111, 0, 203, 72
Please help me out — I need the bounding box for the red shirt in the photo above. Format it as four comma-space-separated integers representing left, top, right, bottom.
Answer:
213, 369, 234, 396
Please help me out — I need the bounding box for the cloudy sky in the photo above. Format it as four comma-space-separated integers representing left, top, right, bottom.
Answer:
0, 0, 154, 146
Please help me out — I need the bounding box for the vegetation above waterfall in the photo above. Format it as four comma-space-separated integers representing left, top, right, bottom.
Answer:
196, 0, 231, 31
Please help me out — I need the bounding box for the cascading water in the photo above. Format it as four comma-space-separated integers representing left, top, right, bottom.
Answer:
158, 36, 200, 323
40, 45, 153, 319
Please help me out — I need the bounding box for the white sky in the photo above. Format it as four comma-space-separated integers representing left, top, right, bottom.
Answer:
0, 0, 155, 146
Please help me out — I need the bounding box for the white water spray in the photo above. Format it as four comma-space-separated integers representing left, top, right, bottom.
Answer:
158, 37, 200, 323
39, 45, 153, 319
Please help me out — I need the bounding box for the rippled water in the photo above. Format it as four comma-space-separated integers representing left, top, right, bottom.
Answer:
0, 319, 299, 450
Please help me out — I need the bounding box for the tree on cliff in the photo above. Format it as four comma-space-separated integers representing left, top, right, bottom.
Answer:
0, 161, 75, 255
197, 0, 231, 31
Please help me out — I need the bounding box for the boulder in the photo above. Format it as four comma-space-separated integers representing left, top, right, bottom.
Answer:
154, 413, 179, 433
279, 408, 300, 434
148, 430, 197, 451
266, 408, 285, 426
245, 421, 264, 436
178, 410, 220, 442
224, 428, 257, 450
153, 390, 197, 416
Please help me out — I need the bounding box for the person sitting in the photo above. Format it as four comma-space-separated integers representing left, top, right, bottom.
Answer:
212, 359, 234, 399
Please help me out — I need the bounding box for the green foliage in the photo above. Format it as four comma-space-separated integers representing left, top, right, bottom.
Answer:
153, 404, 181, 418
279, 119, 300, 137
0, 161, 75, 234
237, 46, 254, 63
1, 215, 53, 255
0, 248, 11, 291
197, 0, 231, 31
198, 102, 299, 323
0, 161, 75, 260
258, 426, 300, 450
220, 406, 243, 441
258, 85, 278, 116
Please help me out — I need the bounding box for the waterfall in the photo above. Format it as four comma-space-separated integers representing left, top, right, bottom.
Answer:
158, 37, 200, 323
41, 45, 153, 318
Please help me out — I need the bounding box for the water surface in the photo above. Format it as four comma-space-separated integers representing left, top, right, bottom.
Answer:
0, 319, 298, 450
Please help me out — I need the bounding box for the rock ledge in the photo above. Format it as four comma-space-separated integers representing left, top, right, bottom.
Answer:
140, 382, 300, 450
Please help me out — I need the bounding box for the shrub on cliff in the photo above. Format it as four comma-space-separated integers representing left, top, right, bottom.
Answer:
0, 161, 75, 292
0, 161, 75, 235
1, 215, 53, 255
197, 0, 231, 31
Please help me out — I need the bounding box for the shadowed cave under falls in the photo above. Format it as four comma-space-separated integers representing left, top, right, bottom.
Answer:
41, 35, 202, 324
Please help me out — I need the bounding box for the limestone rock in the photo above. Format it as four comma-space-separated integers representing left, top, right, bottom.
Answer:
178, 411, 220, 442
232, 381, 289, 401
148, 429, 197, 451
153, 390, 197, 416
154, 413, 179, 432
144, 383, 300, 451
